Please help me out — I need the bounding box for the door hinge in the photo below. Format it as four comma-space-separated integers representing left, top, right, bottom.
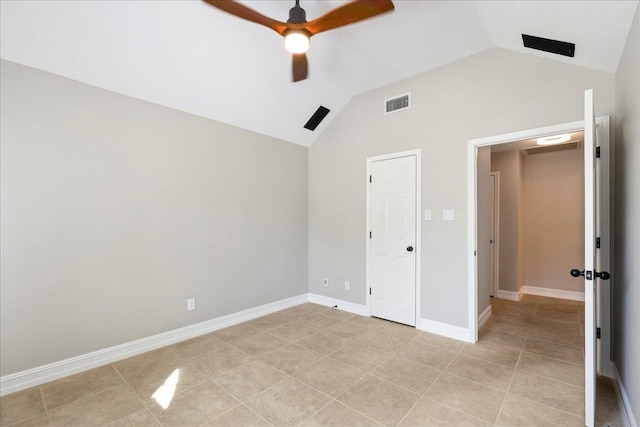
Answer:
596, 146, 601, 158
369, 231, 372, 239
596, 327, 601, 339
369, 287, 372, 295
369, 175, 372, 183
596, 237, 601, 248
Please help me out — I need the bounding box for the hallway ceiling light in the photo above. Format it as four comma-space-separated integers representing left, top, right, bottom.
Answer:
537, 133, 571, 145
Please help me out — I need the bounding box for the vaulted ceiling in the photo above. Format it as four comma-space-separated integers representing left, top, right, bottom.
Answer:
1, 1, 637, 146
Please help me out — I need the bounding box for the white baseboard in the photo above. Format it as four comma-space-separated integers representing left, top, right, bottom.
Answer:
478, 305, 492, 328
310, 294, 472, 344
613, 363, 638, 427
308, 293, 368, 316
419, 318, 473, 343
522, 285, 585, 302
496, 289, 522, 301
0, 293, 308, 396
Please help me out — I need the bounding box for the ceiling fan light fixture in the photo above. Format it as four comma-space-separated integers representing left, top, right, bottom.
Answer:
284, 30, 310, 54
537, 133, 571, 145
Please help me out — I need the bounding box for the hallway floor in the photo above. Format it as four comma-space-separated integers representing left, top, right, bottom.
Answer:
0, 296, 624, 426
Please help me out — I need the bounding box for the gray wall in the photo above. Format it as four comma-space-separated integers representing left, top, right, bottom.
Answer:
491, 150, 523, 293
0, 60, 308, 376
309, 48, 614, 329
523, 149, 585, 293
614, 5, 640, 422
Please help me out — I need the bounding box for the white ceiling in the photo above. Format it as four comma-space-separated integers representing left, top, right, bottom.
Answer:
1, 1, 637, 147
491, 131, 584, 153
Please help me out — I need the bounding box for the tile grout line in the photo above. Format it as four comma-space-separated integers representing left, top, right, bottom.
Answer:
292, 329, 423, 426
419, 338, 465, 397
414, 343, 505, 425
38, 386, 51, 425
491, 296, 543, 423
109, 362, 165, 427
488, 298, 534, 426
493, 344, 525, 426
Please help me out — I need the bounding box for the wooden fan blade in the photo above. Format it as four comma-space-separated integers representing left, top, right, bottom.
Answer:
203, 0, 287, 35
292, 53, 308, 82
306, 0, 394, 36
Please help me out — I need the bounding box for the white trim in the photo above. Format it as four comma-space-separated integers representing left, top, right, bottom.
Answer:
478, 305, 492, 328
522, 285, 585, 302
490, 171, 500, 297
308, 293, 368, 316
467, 138, 479, 342
613, 363, 638, 427
418, 318, 473, 343
496, 289, 522, 301
0, 293, 308, 396
366, 149, 421, 327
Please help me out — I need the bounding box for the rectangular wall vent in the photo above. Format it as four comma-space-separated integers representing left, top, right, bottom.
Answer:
385, 92, 410, 115
521, 141, 580, 156
304, 106, 330, 131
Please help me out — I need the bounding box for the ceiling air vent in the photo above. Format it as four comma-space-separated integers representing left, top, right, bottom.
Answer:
385, 92, 410, 115
521, 141, 581, 156
522, 34, 575, 57
304, 106, 330, 131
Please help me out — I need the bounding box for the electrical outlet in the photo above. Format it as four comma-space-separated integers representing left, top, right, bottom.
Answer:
345, 281, 350, 291
323, 278, 329, 287
187, 298, 195, 311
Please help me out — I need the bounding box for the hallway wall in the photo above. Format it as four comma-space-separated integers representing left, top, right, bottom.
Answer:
523, 148, 585, 293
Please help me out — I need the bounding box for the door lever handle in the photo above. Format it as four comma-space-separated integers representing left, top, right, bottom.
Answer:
570, 269, 585, 277
571, 269, 610, 280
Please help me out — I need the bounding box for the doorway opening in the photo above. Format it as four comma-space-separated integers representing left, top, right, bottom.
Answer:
486, 133, 586, 304
468, 118, 611, 367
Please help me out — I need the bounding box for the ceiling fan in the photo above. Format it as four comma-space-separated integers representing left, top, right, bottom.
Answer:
203, 0, 395, 82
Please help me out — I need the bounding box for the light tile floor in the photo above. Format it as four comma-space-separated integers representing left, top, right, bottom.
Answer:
0, 296, 624, 426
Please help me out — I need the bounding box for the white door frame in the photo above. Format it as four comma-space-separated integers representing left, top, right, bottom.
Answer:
366, 149, 422, 324
467, 118, 611, 372
489, 171, 500, 298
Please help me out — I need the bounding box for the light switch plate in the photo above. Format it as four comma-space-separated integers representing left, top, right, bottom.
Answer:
442, 209, 455, 221
424, 210, 432, 221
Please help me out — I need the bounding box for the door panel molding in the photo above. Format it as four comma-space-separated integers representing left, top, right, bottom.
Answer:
366, 149, 421, 325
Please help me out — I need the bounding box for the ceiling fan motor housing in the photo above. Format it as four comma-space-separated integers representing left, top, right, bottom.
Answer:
288, 1, 307, 24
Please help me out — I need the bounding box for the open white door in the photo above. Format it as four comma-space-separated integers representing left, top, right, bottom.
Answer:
584, 87, 597, 427
574, 89, 610, 427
